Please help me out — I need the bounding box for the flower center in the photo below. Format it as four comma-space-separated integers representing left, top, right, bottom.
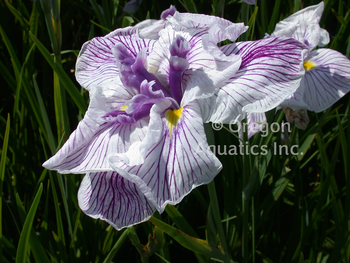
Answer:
165, 107, 183, 136
303, 61, 317, 71
106, 35, 192, 124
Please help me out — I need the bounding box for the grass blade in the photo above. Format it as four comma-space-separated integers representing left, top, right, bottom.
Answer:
15, 184, 43, 263
0, 114, 10, 261
149, 216, 231, 262
29, 32, 87, 114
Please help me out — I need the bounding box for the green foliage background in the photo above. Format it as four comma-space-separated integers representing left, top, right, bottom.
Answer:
1, 0, 350, 262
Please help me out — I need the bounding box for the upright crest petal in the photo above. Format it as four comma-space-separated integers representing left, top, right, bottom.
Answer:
270, 2, 329, 50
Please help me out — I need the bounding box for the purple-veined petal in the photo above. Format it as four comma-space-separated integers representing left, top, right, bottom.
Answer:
78, 171, 155, 230
168, 12, 248, 43
283, 48, 350, 112
148, 25, 209, 78
247, 112, 267, 139
270, 2, 329, 50
181, 58, 241, 106
277, 87, 309, 111
76, 27, 156, 90
199, 37, 307, 124
168, 12, 247, 69
109, 100, 222, 212
42, 87, 148, 174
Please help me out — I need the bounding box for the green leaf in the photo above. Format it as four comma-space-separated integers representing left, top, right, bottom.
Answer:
122, 16, 134, 28
0, 24, 21, 79
33, 74, 57, 154
256, 250, 274, 263
149, 217, 231, 262
165, 205, 209, 263
4, 0, 29, 28
165, 205, 199, 238
103, 229, 129, 263
179, 0, 198, 13
272, 165, 292, 201
14, 193, 50, 263
90, 20, 111, 33
29, 32, 87, 114
15, 184, 43, 263
0, 114, 10, 259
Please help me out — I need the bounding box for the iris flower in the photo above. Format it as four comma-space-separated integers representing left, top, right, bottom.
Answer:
43, 10, 307, 229
43, 15, 249, 229
270, 2, 350, 114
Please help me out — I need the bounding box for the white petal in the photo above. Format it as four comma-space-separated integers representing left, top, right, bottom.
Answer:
109, 101, 222, 212
271, 2, 329, 49
78, 171, 155, 230
200, 37, 306, 124
168, 12, 248, 43
43, 87, 148, 174
301, 48, 350, 112
135, 19, 166, 39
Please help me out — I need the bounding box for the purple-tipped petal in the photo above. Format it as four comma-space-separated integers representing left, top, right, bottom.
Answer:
161, 5, 177, 20
76, 27, 156, 90
199, 37, 307, 124
78, 171, 155, 230
133, 5, 177, 39
109, 101, 222, 212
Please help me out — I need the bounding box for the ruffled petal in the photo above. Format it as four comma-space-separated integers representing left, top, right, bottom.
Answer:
270, 2, 329, 50
76, 27, 156, 90
109, 101, 222, 212
134, 5, 177, 39
200, 37, 306, 123
148, 25, 241, 106
78, 171, 155, 230
43, 87, 148, 173
168, 12, 248, 43
135, 19, 166, 39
